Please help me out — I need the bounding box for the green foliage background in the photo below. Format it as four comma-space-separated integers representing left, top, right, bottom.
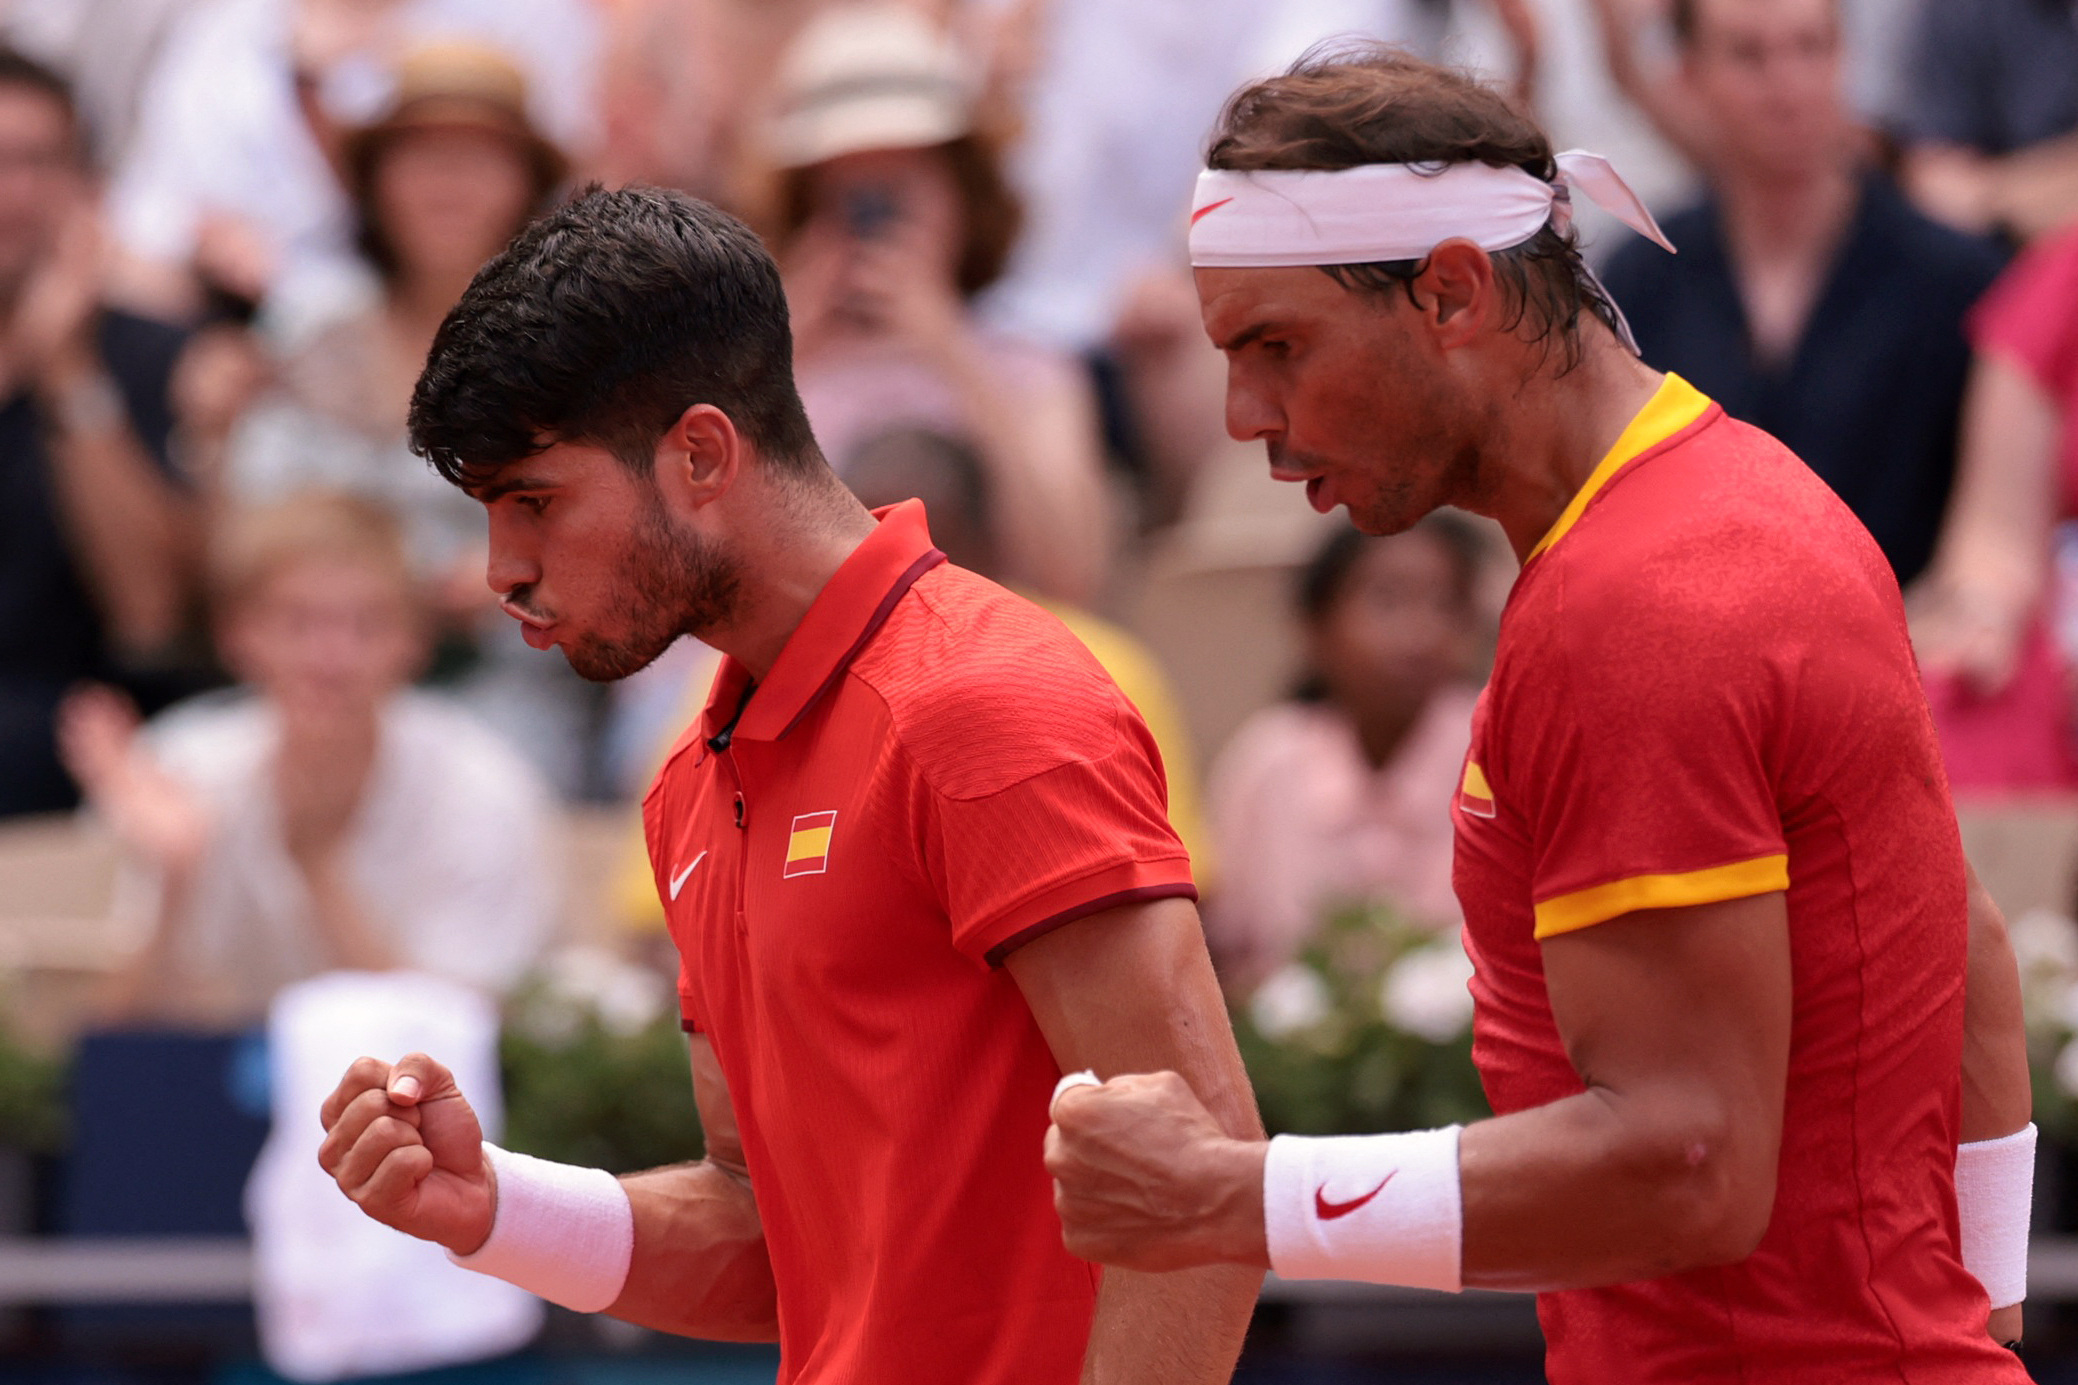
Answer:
500, 1009, 704, 1175
1233, 905, 1490, 1137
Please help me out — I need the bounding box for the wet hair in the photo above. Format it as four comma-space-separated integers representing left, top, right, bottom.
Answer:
409, 184, 821, 487
1206, 40, 1626, 371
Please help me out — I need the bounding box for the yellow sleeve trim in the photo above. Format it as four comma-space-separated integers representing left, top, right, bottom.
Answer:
1527, 373, 1713, 562
1532, 853, 1789, 940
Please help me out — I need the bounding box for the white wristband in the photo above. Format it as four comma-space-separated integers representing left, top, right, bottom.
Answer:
1264, 1126, 1462, 1292
1956, 1123, 2035, 1310
448, 1143, 634, 1313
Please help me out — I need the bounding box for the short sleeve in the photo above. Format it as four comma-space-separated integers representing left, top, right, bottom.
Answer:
1492, 575, 1789, 941
1968, 227, 2078, 399
912, 691, 1197, 968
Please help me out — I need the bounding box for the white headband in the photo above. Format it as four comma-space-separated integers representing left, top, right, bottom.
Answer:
1188, 150, 1674, 268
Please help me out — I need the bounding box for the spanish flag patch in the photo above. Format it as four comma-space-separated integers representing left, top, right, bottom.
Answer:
783, 810, 838, 878
1458, 761, 1496, 819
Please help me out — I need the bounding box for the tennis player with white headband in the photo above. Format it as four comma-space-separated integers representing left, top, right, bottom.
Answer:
1045, 43, 2034, 1383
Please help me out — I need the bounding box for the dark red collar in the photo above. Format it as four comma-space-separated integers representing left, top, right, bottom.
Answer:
701, 500, 945, 746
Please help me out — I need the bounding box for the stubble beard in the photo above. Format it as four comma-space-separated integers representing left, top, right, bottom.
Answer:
560, 497, 742, 683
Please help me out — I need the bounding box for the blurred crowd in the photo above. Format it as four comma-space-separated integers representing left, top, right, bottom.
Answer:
0, 0, 2073, 1149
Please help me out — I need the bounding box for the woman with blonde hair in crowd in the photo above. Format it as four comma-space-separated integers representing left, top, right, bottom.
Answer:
180, 42, 593, 792
767, 4, 1114, 605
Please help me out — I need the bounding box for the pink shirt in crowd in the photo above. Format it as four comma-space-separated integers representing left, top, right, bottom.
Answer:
1204, 686, 1478, 991
1928, 225, 2078, 793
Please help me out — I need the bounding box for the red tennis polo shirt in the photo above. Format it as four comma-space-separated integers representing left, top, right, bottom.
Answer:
1454, 376, 2027, 1382
641, 500, 1196, 1385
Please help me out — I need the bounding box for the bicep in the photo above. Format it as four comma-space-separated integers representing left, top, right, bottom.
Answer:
689, 1034, 749, 1177
1541, 892, 1792, 1153
1004, 896, 1261, 1139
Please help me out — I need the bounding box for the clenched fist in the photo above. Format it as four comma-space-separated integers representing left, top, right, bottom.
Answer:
316, 1052, 494, 1255
1043, 1071, 1271, 1273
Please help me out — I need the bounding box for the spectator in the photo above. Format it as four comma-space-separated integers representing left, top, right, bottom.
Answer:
0, 48, 196, 818
1204, 518, 1486, 998
1912, 223, 2078, 792
772, 3, 1114, 604
192, 42, 595, 795
1598, 0, 2003, 587
1895, 0, 2078, 242
58, 492, 557, 1030
104, 0, 599, 325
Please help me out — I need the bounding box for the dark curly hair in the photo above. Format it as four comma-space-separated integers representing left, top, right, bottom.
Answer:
409, 184, 820, 487
1207, 41, 1626, 371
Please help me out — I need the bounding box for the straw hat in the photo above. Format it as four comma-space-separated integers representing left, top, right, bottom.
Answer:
343, 41, 568, 196
766, 5, 978, 170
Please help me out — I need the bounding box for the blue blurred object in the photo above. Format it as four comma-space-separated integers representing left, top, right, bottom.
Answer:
53, 1028, 272, 1353
59, 1029, 270, 1236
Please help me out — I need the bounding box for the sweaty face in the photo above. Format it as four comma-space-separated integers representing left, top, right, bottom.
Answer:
1196, 265, 1481, 536
478, 444, 741, 682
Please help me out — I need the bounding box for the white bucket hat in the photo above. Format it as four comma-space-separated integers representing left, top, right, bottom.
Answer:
767, 5, 977, 169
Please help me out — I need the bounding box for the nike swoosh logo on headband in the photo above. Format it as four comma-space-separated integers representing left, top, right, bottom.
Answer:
1315, 1171, 1395, 1221
1190, 197, 1234, 225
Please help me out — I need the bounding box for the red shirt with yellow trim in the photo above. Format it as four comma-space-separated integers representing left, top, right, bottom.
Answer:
641, 501, 1195, 1385
1454, 375, 2024, 1383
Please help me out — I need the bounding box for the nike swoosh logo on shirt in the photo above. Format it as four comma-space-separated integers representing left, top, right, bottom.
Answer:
1314, 1171, 1395, 1221
669, 852, 707, 900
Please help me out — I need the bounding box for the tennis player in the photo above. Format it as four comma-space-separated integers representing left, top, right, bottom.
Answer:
312, 187, 1262, 1383
1043, 45, 2036, 1383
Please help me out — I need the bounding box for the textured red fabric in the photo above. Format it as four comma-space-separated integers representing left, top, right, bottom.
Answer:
641, 501, 1194, 1385
1454, 407, 2027, 1382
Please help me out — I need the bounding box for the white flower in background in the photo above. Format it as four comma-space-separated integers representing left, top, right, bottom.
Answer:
1380, 939, 1476, 1044
534, 945, 671, 1039
2011, 909, 2078, 980
1250, 963, 1332, 1040
2055, 1037, 2078, 1100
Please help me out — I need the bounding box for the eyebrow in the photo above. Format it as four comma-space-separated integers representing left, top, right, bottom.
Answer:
1214, 321, 1279, 354
467, 474, 556, 502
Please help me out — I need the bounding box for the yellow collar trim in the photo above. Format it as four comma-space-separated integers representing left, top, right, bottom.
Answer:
1525, 373, 1713, 563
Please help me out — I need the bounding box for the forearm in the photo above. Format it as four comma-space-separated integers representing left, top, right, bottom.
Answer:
41, 366, 198, 651
1457, 1086, 1769, 1292
1082, 1264, 1259, 1384
609, 1160, 778, 1341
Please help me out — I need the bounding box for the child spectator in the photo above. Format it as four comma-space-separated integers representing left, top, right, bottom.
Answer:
58, 492, 556, 1027
1204, 517, 1487, 997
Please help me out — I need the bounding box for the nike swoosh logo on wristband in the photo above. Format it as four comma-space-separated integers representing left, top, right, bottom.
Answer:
1314, 1171, 1396, 1221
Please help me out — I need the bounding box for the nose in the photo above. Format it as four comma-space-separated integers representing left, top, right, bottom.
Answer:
483, 507, 539, 599
1223, 363, 1284, 448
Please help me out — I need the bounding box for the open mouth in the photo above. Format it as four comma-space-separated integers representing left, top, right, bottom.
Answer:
1305, 475, 1333, 514
502, 601, 556, 650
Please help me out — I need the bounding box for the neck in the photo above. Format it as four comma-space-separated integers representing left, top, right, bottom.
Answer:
702, 476, 880, 680
1717, 159, 1858, 263
1464, 327, 1665, 563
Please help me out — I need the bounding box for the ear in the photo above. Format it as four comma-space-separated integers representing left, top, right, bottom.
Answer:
1410, 239, 1499, 351
654, 403, 743, 511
